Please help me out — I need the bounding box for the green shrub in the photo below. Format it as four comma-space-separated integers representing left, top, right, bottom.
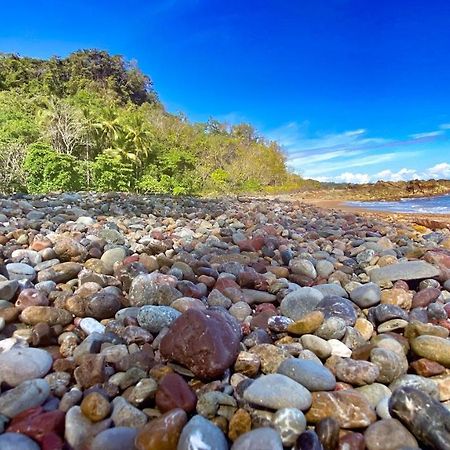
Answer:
23, 143, 84, 193
92, 152, 134, 192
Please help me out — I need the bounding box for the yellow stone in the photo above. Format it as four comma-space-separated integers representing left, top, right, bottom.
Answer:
354, 318, 374, 341
287, 310, 324, 335
228, 409, 252, 441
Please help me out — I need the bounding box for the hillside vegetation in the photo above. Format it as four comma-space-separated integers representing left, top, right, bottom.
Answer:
0, 50, 309, 195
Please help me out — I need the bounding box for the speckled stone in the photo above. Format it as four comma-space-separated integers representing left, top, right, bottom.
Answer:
137, 305, 181, 333
305, 390, 376, 428
177, 415, 228, 450
273, 407, 307, 446
389, 386, 450, 450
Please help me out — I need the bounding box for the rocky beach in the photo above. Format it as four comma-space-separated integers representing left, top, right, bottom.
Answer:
0, 192, 450, 450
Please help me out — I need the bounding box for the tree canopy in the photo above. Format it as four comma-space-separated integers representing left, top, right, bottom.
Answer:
0, 50, 311, 195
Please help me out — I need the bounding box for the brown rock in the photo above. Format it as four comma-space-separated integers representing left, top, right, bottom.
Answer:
54, 238, 87, 262
250, 344, 292, 374
80, 392, 111, 422
228, 408, 252, 441
38, 262, 83, 283
288, 310, 324, 335
305, 391, 376, 428
135, 408, 187, 450
155, 373, 197, 413
20, 306, 73, 326
335, 359, 380, 386
404, 320, 449, 339
234, 351, 261, 377
316, 417, 340, 450
338, 431, 365, 450
74, 354, 107, 388
160, 309, 241, 379
0, 306, 20, 323
381, 288, 413, 310
411, 358, 446, 377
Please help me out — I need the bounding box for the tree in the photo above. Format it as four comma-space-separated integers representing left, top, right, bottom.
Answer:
39, 97, 89, 155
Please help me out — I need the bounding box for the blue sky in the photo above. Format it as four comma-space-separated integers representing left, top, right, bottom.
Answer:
1, 0, 450, 182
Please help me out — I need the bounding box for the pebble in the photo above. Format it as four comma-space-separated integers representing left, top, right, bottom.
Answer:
137, 305, 181, 333
80, 392, 111, 421
364, 418, 418, 450
0, 192, 448, 449
350, 282, 381, 307
111, 396, 148, 428
277, 359, 336, 391
0, 379, 50, 418
280, 288, 324, 320
90, 427, 138, 450
0, 280, 19, 301
243, 374, 312, 410
160, 308, 241, 379
389, 386, 450, 450
411, 335, 450, 367
178, 415, 228, 450
273, 407, 307, 446
0, 433, 40, 450
370, 261, 440, 283
65, 405, 111, 449
232, 427, 283, 450
6, 263, 36, 281
135, 408, 186, 450
305, 390, 377, 428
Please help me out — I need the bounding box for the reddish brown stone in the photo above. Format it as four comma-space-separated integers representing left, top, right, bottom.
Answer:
214, 277, 241, 293
255, 303, 277, 314
160, 309, 241, 379
155, 373, 197, 413
135, 408, 187, 450
7, 406, 65, 447
412, 288, 441, 308
15, 288, 49, 310
393, 280, 409, 291
74, 354, 107, 388
338, 431, 365, 450
411, 358, 446, 377
250, 310, 277, 330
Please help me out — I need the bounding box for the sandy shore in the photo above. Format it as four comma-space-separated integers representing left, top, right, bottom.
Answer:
298, 198, 450, 229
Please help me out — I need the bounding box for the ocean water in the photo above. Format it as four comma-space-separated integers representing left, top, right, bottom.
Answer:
346, 193, 450, 214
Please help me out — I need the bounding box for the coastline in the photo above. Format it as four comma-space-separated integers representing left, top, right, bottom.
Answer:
300, 198, 450, 229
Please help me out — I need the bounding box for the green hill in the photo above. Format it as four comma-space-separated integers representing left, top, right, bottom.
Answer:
0, 50, 306, 195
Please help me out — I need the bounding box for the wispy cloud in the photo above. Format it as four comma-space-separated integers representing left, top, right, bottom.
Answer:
410, 130, 444, 139
267, 122, 448, 181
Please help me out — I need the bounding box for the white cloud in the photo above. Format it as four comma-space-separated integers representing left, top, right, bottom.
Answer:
440, 123, 450, 130
377, 168, 420, 182
315, 161, 450, 184
335, 172, 371, 184
427, 162, 450, 178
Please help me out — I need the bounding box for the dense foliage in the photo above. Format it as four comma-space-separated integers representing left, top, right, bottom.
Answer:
0, 50, 310, 194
